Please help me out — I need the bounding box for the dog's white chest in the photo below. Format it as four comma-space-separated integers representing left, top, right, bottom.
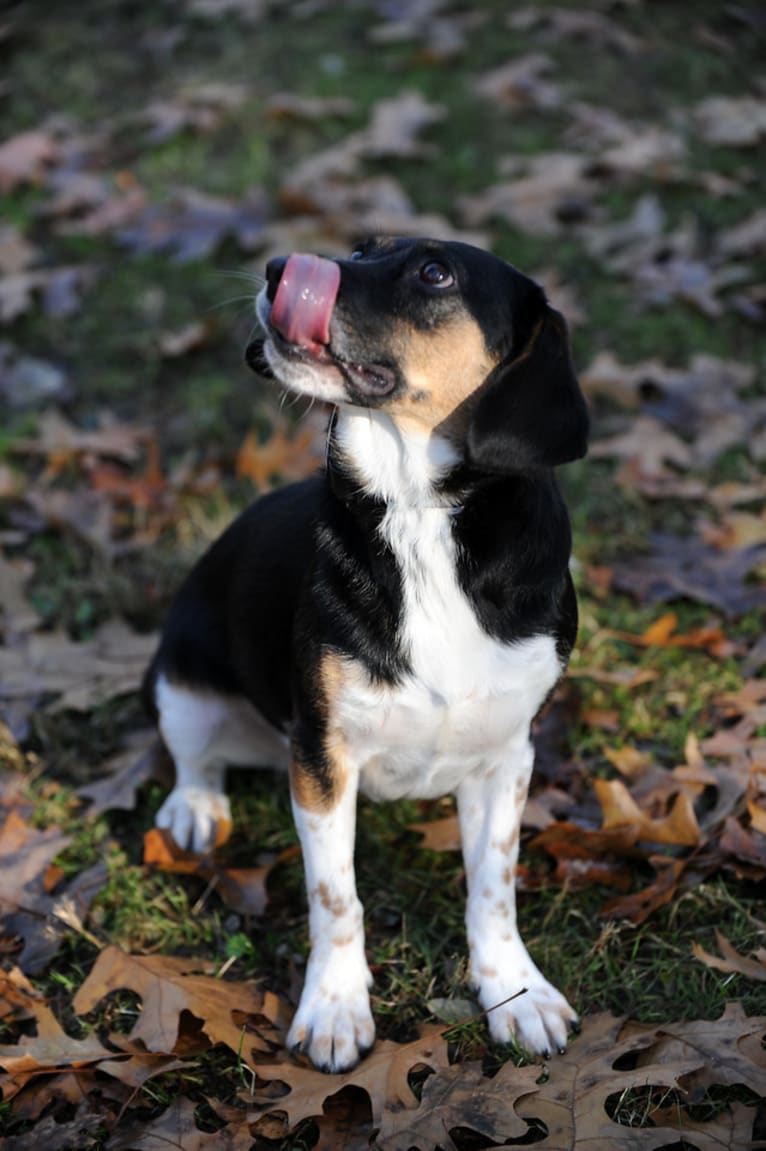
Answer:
334, 504, 562, 801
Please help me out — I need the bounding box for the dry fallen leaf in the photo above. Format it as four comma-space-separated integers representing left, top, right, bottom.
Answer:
580, 349, 756, 424
408, 814, 461, 852
711, 678, 766, 720
378, 1057, 539, 1149
473, 53, 563, 110
598, 127, 686, 179
460, 152, 596, 236
600, 857, 690, 925
117, 187, 269, 262
719, 817, 766, 879
581, 707, 620, 732
594, 778, 701, 847
13, 408, 150, 465
515, 1005, 766, 1149
0, 225, 39, 275
589, 415, 692, 477
0, 270, 46, 323
248, 1007, 766, 1149
279, 90, 446, 221
0, 130, 58, 193
528, 819, 638, 883
368, 1, 484, 61
692, 930, 766, 983
267, 91, 355, 122
581, 192, 666, 269
0, 619, 157, 714
56, 181, 147, 238
508, 5, 642, 55
251, 1025, 450, 1130
143, 827, 279, 917
105, 1096, 255, 1151
610, 533, 766, 618
702, 508, 766, 551
138, 81, 248, 144
72, 946, 285, 1060
362, 90, 446, 158
189, 0, 268, 21
23, 486, 118, 558
748, 798, 766, 836
604, 745, 653, 779
569, 665, 660, 688
718, 206, 766, 258
0, 966, 111, 1075
604, 611, 736, 659
236, 420, 324, 489
0, 808, 109, 973
694, 94, 766, 147
0, 553, 41, 641
636, 252, 749, 319
77, 735, 166, 817
157, 318, 215, 358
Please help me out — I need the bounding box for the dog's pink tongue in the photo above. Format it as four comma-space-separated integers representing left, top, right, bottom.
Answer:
270, 253, 340, 355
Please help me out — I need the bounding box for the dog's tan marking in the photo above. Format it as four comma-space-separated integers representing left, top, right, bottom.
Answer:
493, 828, 519, 855
391, 317, 498, 436
290, 650, 351, 813
290, 760, 332, 812
332, 933, 357, 947
315, 881, 350, 917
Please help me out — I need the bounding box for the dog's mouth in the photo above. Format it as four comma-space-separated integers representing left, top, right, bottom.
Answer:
248, 253, 398, 399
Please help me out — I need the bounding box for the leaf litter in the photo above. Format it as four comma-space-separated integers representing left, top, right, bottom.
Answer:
0, 0, 765, 1146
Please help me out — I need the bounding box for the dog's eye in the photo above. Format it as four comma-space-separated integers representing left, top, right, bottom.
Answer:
419, 261, 454, 287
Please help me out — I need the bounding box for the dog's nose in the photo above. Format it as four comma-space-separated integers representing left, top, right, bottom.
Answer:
266, 257, 287, 302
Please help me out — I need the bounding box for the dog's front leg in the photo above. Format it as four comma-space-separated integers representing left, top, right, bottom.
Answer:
457, 740, 578, 1058
287, 759, 374, 1072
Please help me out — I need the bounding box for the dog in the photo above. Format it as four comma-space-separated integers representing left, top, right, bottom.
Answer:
143, 236, 589, 1073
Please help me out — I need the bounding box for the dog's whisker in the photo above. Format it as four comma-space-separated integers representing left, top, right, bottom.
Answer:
217, 268, 267, 288
207, 295, 259, 314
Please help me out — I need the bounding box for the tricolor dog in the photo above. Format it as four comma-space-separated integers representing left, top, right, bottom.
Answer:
144, 236, 589, 1072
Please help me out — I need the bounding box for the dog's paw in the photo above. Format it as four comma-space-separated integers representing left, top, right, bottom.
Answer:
288, 970, 375, 1073
155, 786, 231, 854
480, 974, 578, 1058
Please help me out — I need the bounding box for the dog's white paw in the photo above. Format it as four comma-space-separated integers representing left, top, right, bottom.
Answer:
155, 786, 231, 854
288, 992, 375, 1074
288, 951, 374, 1073
480, 972, 578, 1057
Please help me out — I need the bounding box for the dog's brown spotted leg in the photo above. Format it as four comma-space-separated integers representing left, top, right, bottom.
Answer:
457, 736, 578, 1057
287, 753, 374, 1073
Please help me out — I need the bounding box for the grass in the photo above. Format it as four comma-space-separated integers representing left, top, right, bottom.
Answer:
1, 0, 765, 1145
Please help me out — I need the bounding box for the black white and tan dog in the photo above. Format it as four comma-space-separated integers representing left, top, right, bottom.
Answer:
144, 236, 589, 1073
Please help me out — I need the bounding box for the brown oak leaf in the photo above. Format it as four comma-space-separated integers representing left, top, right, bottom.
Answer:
72, 946, 285, 1059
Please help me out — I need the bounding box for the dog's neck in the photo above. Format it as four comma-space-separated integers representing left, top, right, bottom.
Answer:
329, 407, 464, 510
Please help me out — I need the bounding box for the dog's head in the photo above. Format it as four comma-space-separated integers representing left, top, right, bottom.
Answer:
249, 236, 588, 471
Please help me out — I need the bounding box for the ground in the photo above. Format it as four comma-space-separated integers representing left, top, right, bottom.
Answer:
0, 1, 764, 1149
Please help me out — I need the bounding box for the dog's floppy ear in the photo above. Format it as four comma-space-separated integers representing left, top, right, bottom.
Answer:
466, 305, 589, 473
